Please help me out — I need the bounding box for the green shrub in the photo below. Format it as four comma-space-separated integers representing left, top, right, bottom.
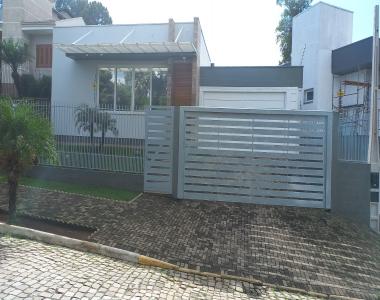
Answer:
20, 74, 37, 97
19, 74, 51, 99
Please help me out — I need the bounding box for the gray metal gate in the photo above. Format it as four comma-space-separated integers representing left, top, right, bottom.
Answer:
144, 107, 334, 208
177, 107, 333, 208
144, 107, 174, 194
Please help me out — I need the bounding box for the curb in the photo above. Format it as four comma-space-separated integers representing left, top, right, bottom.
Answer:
0, 223, 139, 263
0, 223, 366, 300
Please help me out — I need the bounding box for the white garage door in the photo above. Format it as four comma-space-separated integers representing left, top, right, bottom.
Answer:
200, 87, 299, 110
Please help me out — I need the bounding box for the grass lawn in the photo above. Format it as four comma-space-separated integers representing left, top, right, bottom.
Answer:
0, 176, 139, 202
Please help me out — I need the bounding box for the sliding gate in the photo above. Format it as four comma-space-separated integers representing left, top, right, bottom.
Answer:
145, 107, 334, 208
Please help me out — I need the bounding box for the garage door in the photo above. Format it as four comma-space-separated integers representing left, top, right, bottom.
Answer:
199, 87, 299, 110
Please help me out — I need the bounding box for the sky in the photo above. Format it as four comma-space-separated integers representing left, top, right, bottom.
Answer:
98, 0, 380, 66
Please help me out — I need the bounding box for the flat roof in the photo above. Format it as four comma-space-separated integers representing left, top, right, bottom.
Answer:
200, 66, 303, 88
332, 37, 373, 75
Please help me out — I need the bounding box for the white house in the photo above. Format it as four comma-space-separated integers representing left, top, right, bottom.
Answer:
291, 1, 353, 111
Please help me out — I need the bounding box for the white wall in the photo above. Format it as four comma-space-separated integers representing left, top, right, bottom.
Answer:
292, 2, 353, 111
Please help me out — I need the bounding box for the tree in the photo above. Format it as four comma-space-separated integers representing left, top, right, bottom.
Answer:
75, 104, 99, 145
276, 0, 312, 65
0, 39, 29, 97
82, 2, 112, 25
74, 104, 118, 149
97, 112, 118, 149
55, 0, 112, 25
55, 0, 87, 14
0, 99, 57, 223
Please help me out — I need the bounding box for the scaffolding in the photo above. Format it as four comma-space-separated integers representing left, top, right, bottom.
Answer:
334, 79, 371, 137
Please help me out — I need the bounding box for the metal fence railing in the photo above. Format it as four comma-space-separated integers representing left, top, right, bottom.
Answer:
338, 107, 370, 162
14, 100, 145, 174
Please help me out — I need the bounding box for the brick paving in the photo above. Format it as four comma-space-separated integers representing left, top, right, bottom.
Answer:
0, 235, 319, 300
0, 184, 380, 298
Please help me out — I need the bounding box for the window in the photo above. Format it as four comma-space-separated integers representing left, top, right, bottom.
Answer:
304, 88, 314, 104
98, 67, 168, 111
152, 68, 168, 106
99, 68, 115, 110
116, 68, 132, 110
36, 44, 52, 68
134, 68, 151, 111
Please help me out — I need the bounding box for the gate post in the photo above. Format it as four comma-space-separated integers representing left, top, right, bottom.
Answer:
175, 107, 185, 199
326, 112, 339, 210
172, 107, 180, 198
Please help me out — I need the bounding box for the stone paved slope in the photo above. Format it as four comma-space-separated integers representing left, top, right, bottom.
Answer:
0, 235, 320, 300
0, 184, 379, 298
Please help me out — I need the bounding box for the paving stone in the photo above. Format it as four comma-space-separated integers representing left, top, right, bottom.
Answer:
0, 235, 322, 299
0, 185, 379, 298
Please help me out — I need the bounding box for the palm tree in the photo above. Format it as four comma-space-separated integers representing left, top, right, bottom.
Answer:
0, 99, 57, 223
0, 39, 29, 97
74, 104, 118, 149
97, 111, 118, 149
75, 104, 99, 145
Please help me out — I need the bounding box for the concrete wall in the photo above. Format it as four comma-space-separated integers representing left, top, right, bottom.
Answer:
22, 0, 53, 22
2, 0, 53, 38
292, 2, 353, 111
26, 166, 143, 192
331, 161, 370, 226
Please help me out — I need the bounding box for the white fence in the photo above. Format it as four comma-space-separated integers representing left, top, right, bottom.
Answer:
145, 107, 334, 208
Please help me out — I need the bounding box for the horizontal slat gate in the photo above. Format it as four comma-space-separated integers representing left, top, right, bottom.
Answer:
178, 108, 329, 208
144, 107, 174, 194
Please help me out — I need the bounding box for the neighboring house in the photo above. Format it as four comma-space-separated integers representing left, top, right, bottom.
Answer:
332, 37, 372, 111
0, 0, 77, 96
291, 1, 354, 111
52, 18, 304, 111
291, 1, 373, 114
52, 18, 210, 110
199, 66, 302, 109
291, 2, 378, 231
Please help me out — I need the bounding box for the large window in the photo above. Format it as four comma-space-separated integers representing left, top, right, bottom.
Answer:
98, 67, 168, 111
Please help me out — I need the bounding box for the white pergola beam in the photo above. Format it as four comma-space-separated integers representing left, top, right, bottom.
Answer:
57, 42, 197, 55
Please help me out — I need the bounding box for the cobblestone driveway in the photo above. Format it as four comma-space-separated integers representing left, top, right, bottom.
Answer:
0, 235, 319, 299
1, 185, 380, 298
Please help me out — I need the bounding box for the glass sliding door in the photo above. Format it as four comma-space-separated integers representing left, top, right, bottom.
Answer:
98, 68, 115, 110
98, 67, 169, 111
134, 68, 151, 111
152, 68, 168, 106
116, 68, 132, 111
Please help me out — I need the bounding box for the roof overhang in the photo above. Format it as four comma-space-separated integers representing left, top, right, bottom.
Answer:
57, 42, 197, 60
22, 22, 54, 35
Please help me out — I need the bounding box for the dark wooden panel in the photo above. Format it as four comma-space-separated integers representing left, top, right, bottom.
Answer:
172, 62, 193, 106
